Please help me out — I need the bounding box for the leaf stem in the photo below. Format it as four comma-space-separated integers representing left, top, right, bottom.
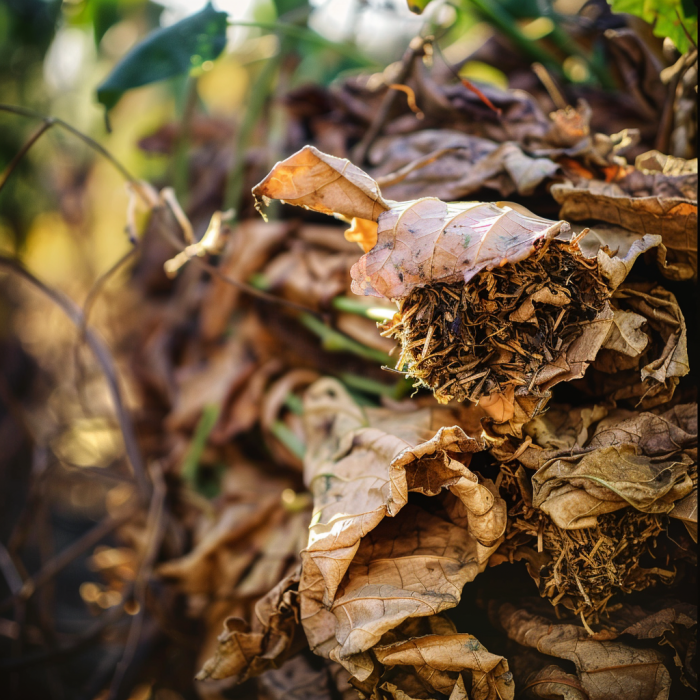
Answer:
299, 312, 392, 365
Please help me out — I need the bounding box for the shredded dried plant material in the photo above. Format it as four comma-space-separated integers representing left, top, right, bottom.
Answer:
537, 510, 671, 618
379, 240, 609, 404
494, 465, 675, 620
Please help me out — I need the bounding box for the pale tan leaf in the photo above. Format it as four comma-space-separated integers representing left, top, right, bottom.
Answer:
350, 198, 569, 301
551, 176, 697, 281
330, 505, 482, 659
374, 629, 515, 700
252, 145, 391, 222
299, 378, 505, 665
498, 603, 671, 700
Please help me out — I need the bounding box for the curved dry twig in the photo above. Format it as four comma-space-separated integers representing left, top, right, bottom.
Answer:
0, 255, 150, 498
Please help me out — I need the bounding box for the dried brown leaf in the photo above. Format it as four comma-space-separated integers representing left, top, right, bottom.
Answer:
498, 603, 671, 700
299, 378, 505, 668
374, 630, 514, 700
196, 567, 304, 682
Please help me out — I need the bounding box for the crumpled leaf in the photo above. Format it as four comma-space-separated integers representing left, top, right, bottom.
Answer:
551, 154, 697, 281
329, 505, 484, 662
522, 664, 588, 699
368, 130, 560, 202
252, 149, 676, 423
531, 444, 694, 530
585, 283, 690, 407
522, 404, 697, 529
257, 653, 356, 700
299, 378, 506, 669
498, 603, 671, 700
374, 626, 514, 700
252, 145, 390, 223
196, 567, 304, 682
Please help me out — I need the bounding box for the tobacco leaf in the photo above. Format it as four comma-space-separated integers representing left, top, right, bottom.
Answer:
299, 378, 505, 667
585, 283, 689, 407
328, 505, 484, 663
498, 603, 671, 700
196, 567, 304, 682
253, 145, 570, 302
531, 445, 694, 530
368, 130, 560, 202
252, 145, 390, 223
374, 626, 514, 700
522, 664, 588, 699
551, 158, 697, 281
257, 652, 356, 700
521, 404, 697, 529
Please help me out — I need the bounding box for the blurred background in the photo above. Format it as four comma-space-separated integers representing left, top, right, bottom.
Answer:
0, 1, 696, 699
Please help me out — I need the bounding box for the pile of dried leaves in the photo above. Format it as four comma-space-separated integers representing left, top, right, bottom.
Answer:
1, 6, 697, 700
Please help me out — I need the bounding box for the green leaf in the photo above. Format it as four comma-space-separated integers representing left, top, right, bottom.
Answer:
406, 0, 434, 14
607, 0, 698, 53
96, 2, 228, 111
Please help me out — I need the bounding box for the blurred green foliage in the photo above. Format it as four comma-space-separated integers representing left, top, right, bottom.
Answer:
97, 3, 228, 112
607, 0, 698, 53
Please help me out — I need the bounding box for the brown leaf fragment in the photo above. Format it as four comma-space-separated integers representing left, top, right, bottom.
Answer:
551, 161, 697, 281
522, 664, 588, 699
350, 199, 569, 301
519, 403, 697, 529
252, 145, 391, 222
196, 567, 304, 682
588, 284, 689, 407
531, 445, 694, 530
257, 653, 356, 700
374, 630, 514, 700
498, 603, 671, 700
329, 505, 482, 660
368, 130, 560, 202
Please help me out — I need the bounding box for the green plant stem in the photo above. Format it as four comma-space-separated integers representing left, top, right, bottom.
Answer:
172, 76, 198, 207
331, 295, 396, 321
271, 420, 306, 458
299, 312, 393, 365
223, 52, 281, 214
181, 404, 221, 486
465, 0, 562, 72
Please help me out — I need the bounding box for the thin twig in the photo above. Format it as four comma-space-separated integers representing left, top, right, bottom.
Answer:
0, 121, 53, 194
351, 35, 428, 164
0, 105, 141, 192
107, 462, 167, 700
0, 256, 151, 498
0, 604, 126, 671
0, 509, 135, 614
154, 205, 322, 317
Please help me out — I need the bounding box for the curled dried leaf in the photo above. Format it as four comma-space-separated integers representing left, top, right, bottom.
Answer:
498, 603, 671, 700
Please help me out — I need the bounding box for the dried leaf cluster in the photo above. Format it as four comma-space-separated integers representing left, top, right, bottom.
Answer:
5, 13, 696, 700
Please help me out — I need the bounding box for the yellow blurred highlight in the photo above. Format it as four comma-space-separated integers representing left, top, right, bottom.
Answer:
54, 417, 125, 468
198, 56, 249, 115
124, 599, 141, 616
521, 17, 555, 40
563, 56, 590, 83
106, 482, 134, 516
79, 581, 101, 603
91, 546, 135, 570
97, 589, 122, 608
458, 61, 508, 90
23, 212, 83, 287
